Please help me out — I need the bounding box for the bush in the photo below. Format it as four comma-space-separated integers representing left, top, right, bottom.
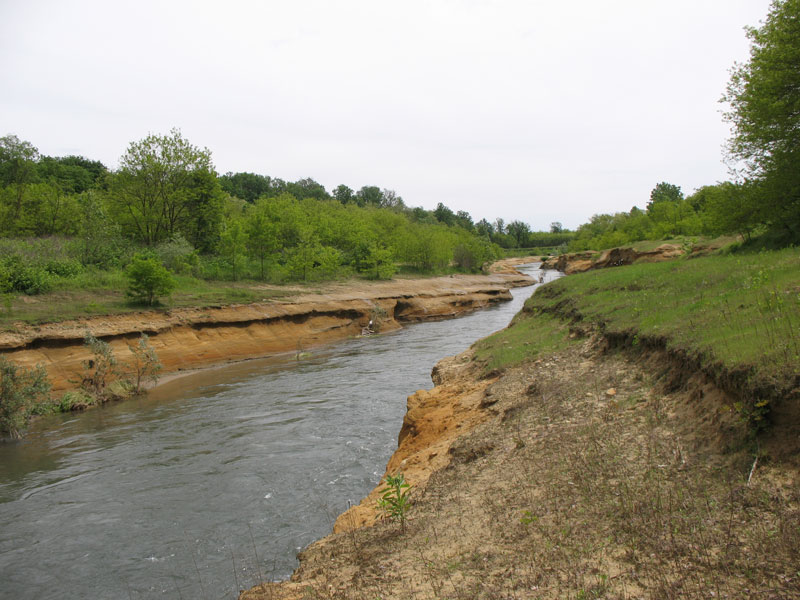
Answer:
0, 256, 53, 295
0, 357, 51, 439
125, 254, 176, 306
43, 258, 83, 278
155, 235, 199, 275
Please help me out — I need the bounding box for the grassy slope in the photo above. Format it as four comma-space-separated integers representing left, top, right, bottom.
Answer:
519, 249, 800, 428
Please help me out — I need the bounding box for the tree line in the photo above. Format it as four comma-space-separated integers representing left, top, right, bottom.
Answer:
0, 129, 565, 293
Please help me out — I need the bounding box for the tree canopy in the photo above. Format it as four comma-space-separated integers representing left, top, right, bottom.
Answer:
723, 0, 800, 237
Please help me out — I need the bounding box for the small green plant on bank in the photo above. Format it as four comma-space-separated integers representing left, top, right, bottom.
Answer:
126, 333, 162, 393
0, 356, 51, 439
377, 472, 412, 532
76, 331, 118, 399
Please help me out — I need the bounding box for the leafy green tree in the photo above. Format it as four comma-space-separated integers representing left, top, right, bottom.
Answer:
36, 155, 107, 194
0, 357, 51, 439
286, 177, 329, 201
0, 134, 40, 227
647, 182, 683, 211
356, 185, 383, 207
333, 184, 355, 204
246, 200, 278, 280
125, 254, 176, 305
219, 171, 272, 202
220, 219, 248, 281
433, 202, 456, 225
183, 168, 225, 253
77, 190, 123, 267
363, 244, 395, 279
506, 220, 531, 247
700, 182, 760, 240
723, 0, 800, 237
475, 218, 494, 237
109, 128, 213, 245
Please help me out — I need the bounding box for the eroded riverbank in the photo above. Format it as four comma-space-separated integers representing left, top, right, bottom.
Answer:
0, 261, 550, 600
242, 327, 800, 600
1, 265, 533, 393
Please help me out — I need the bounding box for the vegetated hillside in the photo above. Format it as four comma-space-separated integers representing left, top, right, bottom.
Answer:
524, 248, 800, 455
243, 249, 800, 600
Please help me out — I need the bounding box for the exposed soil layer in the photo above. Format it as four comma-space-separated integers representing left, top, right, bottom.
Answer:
540, 244, 685, 274
0, 268, 533, 392
242, 332, 800, 599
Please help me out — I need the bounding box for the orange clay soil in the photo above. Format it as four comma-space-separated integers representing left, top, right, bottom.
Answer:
0, 261, 535, 392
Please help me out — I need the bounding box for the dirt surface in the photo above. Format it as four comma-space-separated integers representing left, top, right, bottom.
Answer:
241, 333, 800, 600
0, 264, 534, 392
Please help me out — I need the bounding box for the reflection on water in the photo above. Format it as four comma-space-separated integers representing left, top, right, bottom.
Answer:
0, 265, 558, 599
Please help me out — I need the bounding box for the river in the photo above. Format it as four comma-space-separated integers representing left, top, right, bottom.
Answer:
0, 264, 556, 599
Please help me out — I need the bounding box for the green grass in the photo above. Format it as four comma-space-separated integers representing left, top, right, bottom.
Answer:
473, 311, 577, 374
0, 270, 293, 328
523, 248, 800, 416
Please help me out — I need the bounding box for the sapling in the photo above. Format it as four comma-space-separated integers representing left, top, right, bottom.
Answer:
377, 472, 412, 532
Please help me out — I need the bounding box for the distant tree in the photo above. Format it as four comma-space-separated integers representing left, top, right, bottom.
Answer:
475, 218, 494, 237
109, 128, 214, 246
647, 182, 683, 211
125, 254, 176, 306
380, 189, 404, 209
550, 221, 564, 233
219, 172, 272, 203
183, 169, 225, 253
246, 200, 278, 280
356, 185, 383, 207
455, 210, 474, 231
493, 218, 505, 235
722, 0, 800, 237
36, 155, 107, 194
220, 219, 248, 281
506, 220, 531, 247
0, 134, 40, 225
333, 184, 354, 204
433, 202, 456, 226
287, 177, 329, 201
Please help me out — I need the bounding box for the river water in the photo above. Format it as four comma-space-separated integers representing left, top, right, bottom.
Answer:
0, 264, 556, 599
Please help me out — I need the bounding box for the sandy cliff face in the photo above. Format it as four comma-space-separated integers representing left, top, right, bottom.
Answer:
540, 244, 685, 274
0, 271, 532, 392
332, 350, 494, 533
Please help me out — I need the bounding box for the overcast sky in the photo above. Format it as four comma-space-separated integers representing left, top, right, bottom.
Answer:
0, 0, 772, 230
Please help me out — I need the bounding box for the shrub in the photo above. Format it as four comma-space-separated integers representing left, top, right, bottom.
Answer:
126, 333, 162, 393
75, 331, 118, 400
125, 254, 176, 306
0, 357, 51, 439
0, 256, 53, 295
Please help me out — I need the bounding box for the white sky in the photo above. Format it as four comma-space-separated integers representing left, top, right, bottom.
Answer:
0, 0, 771, 230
